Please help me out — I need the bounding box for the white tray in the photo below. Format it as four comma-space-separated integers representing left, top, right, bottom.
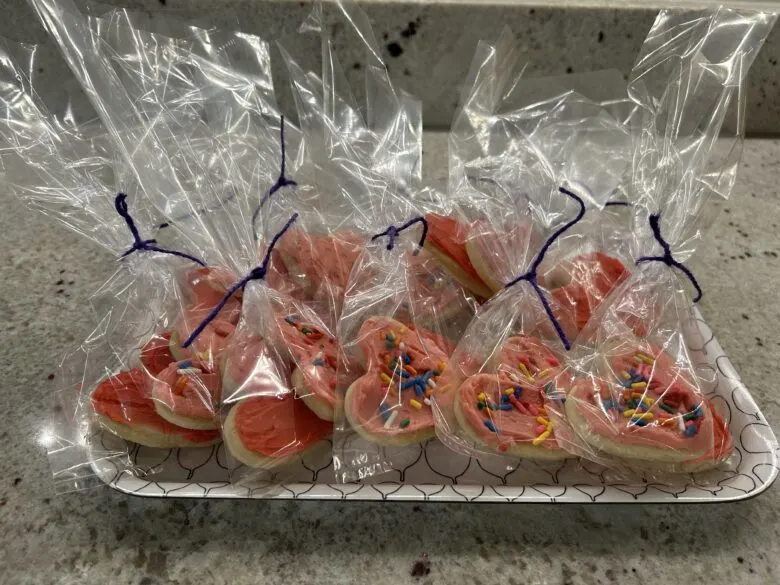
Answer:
92, 310, 779, 503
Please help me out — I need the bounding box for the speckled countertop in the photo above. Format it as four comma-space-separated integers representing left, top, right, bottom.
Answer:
2, 133, 780, 584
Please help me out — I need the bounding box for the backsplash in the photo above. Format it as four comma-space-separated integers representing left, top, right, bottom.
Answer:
6, 0, 779, 134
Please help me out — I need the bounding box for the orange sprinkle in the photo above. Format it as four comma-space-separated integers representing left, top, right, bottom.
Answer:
173, 376, 189, 393
405, 365, 418, 376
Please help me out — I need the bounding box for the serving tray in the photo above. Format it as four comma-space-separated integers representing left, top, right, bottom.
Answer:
92, 310, 779, 502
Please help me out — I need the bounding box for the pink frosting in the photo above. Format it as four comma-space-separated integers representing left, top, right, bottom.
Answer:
173, 302, 240, 363
276, 228, 364, 300
458, 373, 563, 453
221, 335, 291, 399
151, 358, 221, 420
181, 266, 241, 307
348, 317, 456, 438
567, 345, 716, 455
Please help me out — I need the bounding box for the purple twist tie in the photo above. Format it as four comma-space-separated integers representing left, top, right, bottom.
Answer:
504, 187, 586, 351
252, 116, 298, 235
371, 216, 429, 255
115, 193, 206, 266
636, 213, 702, 303
181, 213, 299, 349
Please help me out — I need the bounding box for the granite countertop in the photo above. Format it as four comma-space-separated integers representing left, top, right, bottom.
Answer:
2, 133, 779, 584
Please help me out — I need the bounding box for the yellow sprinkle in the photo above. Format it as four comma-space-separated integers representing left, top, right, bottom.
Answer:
537, 368, 550, 379
632, 411, 654, 421
623, 409, 636, 418
621, 371, 631, 380
535, 416, 549, 425
409, 399, 423, 410
631, 393, 654, 407
477, 392, 487, 402
532, 430, 552, 446
635, 353, 655, 365
390, 330, 397, 340
518, 362, 532, 380
380, 373, 392, 384
631, 382, 647, 389
438, 361, 447, 372
661, 417, 677, 426
399, 327, 407, 334
503, 388, 515, 396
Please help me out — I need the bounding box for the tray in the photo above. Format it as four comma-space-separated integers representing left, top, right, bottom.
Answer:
92, 309, 779, 502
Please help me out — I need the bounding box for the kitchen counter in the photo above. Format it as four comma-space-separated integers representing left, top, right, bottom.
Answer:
1, 133, 779, 584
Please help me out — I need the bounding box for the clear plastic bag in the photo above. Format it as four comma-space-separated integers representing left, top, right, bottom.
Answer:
0, 35, 229, 491
442, 28, 641, 330
548, 8, 776, 477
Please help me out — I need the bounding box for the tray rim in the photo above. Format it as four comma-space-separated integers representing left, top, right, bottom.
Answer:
92, 309, 780, 503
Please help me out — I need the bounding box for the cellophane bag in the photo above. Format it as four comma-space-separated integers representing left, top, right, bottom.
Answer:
431, 26, 640, 468
283, 7, 476, 482
444, 28, 643, 334
86, 9, 343, 485
27, 0, 328, 488
548, 8, 776, 478
0, 36, 227, 492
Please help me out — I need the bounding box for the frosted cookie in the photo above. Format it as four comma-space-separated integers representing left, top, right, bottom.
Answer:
223, 393, 332, 469
91, 369, 220, 448
422, 213, 493, 299
564, 345, 722, 464
344, 316, 456, 446
151, 358, 222, 430
279, 315, 340, 421
452, 335, 567, 459
221, 334, 331, 468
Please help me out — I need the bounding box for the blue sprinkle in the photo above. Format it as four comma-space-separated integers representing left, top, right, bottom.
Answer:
401, 371, 410, 378
379, 403, 390, 421
401, 378, 418, 391
501, 395, 510, 404
499, 404, 513, 411
313, 359, 325, 367
488, 402, 499, 410
285, 316, 296, 325
403, 353, 412, 365
632, 419, 648, 427
693, 403, 703, 418
178, 360, 192, 369
514, 386, 523, 398
684, 425, 698, 437
483, 420, 497, 433
422, 370, 434, 382
414, 383, 425, 397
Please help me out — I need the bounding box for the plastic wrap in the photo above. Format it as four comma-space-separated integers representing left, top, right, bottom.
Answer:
278, 7, 476, 482
548, 8, 776, 476
442, 29, 641, 332
0, 35, 229, 491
